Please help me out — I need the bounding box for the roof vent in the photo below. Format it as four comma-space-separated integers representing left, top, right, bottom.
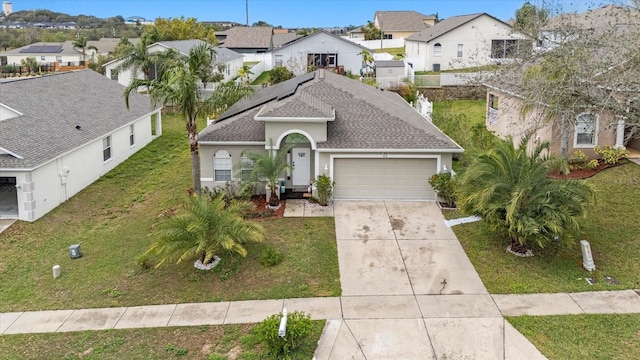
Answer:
75, 125, 81, 130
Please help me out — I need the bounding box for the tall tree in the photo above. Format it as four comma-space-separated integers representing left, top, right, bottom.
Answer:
514, 1, 548, 35
456, 133, 595, 251
124, 43, 253, 192
115, 35, 155, 80
146, 194, 264, 268
73, 36, 97, 64
363, 21, 381, 40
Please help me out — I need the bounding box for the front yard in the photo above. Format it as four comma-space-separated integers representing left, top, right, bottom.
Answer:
0, 114, 340, 312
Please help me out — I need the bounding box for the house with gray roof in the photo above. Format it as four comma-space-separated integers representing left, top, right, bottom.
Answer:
103, 39, 243, 88
0, 70, 162, 221
199, 70, 462, 200
270, 30, 371, 76
217, 26, 274, 53
405, 13, 529, 71
0, 41, 84, 67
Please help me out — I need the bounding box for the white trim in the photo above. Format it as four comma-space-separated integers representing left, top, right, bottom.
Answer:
573, 112, 599, 148
0, 146, 23, 159
329, 154, 442, 180
199, 141, 266, 146
200, 177, 214, 182
255, 107, 335, 123
274, 129, 317, 150
0, 102, 24, 117
317, 148, 463, 153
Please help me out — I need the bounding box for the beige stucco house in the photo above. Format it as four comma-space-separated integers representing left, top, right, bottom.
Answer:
199, 70, 462, 201
374, 11, 436, 40
484, 84, 623, 158
405, 13, 530, 72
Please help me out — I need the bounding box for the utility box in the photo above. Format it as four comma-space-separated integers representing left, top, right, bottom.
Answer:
278, 178, 285, 194
580, 240, 595, 271
69, 244, 82, 259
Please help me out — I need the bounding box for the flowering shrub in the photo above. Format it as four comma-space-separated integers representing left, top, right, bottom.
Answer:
429, 172, 456, 207
594, 146, 629, 165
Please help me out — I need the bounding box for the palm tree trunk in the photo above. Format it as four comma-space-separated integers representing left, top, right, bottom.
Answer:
187, 119, 201, 193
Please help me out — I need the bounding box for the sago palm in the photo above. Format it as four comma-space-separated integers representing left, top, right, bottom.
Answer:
146, 195, 264, 268
457, 133, 595, 250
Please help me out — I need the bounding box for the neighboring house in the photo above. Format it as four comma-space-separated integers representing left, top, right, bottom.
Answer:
346, 26, 365, 39
198, 70, 462, 201
405, 13, 530, 71
375, 11, 437, 39
270, 30, 371, 76
0, 41, 83, 67
104, 40, 243, 88
484, 83, 621, 158
374, 60, 414, 88
0, 70, 162, 221
84, 37, 140, 61
217, 26, 274, 53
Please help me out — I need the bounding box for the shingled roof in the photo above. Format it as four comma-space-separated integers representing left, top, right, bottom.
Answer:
0, 70, 157, 170
406, 13, 490, 43
200, 70, 461, 151
218, 26, 273, 49
375, 11, 436, 32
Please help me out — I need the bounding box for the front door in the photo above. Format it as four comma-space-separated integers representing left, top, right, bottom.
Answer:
292, 148, 310, 186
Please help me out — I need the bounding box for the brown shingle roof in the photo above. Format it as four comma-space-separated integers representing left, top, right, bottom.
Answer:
375, 11, 436, 32
218, 26, 273, 49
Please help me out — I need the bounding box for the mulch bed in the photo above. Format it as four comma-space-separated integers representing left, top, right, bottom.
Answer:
548, 160, 625, 180
250, 195, 285, 218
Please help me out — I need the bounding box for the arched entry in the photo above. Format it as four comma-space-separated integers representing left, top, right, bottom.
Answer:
0, 177, 18, 218
279, 131, 314, 190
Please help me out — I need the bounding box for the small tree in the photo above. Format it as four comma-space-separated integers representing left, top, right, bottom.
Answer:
314, 175, 334, 206
244, 141, 291, 207
20, 57, 38, 73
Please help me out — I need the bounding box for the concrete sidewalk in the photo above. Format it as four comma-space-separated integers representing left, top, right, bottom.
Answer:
2, 291, 640, 335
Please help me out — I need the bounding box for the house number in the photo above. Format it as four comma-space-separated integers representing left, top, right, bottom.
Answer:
298, 153, 306, 157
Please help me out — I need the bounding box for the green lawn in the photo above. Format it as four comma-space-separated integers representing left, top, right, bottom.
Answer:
0, 321, 325, 360
508, 314, 640, 360
0, 114, 340, 312
450, 163, 640, 294
251, 70, 271, 85
374, 47, 404, 54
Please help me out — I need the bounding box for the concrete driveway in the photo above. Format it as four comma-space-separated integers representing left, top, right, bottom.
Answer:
316, 201, 546, 360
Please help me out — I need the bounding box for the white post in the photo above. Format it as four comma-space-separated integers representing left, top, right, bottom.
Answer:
580, 240, 596, 271
53, 265, 61, 279
278, 308, 288, 337
615, 117, 625, 148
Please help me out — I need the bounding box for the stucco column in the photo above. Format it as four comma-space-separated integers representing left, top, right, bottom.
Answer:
615, 116, 625, 148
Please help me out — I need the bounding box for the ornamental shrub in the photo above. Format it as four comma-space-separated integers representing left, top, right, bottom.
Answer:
594, 146, 629, 165
428, 172, 456, 207
314, 175, 334, 206
254, 311, 313, 358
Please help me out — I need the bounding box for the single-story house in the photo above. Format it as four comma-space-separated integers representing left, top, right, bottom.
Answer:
270, 30, 371, 76
198, 69, 462, 201
374, 11, 437, 39
405, 13, 530, 72
0, 41, 84, 67
104, 40, 243, 88
0, 70, 161, 221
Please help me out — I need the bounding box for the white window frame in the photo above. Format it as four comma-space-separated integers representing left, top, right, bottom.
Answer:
129, 124, 135, 146
574, 112, 599, 148
214, 150, 232, 182
103, 136, 112, 162
434, 43, 442, 56
240, 150, 254, 181
457, 44, 463, 58
275, 55, 283, 67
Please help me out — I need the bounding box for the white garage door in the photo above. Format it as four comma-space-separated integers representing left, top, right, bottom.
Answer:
333, 158, 437, 200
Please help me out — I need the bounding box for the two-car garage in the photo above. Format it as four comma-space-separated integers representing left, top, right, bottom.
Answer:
332, 157, 438, 201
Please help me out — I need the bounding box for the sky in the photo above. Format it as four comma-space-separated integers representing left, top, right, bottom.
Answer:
9, 0, 617, 28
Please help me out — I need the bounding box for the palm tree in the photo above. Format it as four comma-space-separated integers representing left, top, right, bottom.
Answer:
237, 64, 253, 83
73, 37, 97, 65
244, 141, 291, 206
358, 50, 374, 78
146, 195, 264, 268
124, 43, 253, 192
456, 132, 595, 251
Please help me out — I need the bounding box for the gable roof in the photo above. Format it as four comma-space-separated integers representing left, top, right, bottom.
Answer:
406, 13, 512, 43
200, 70, 462, 151
272, 32, 301, 48
155, 39, 207, 55
375, 11, 436, 32
218, 26, 273, 49
0, 70, 158, 170
273, 29, 371, 53
375, 60, 405, 67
